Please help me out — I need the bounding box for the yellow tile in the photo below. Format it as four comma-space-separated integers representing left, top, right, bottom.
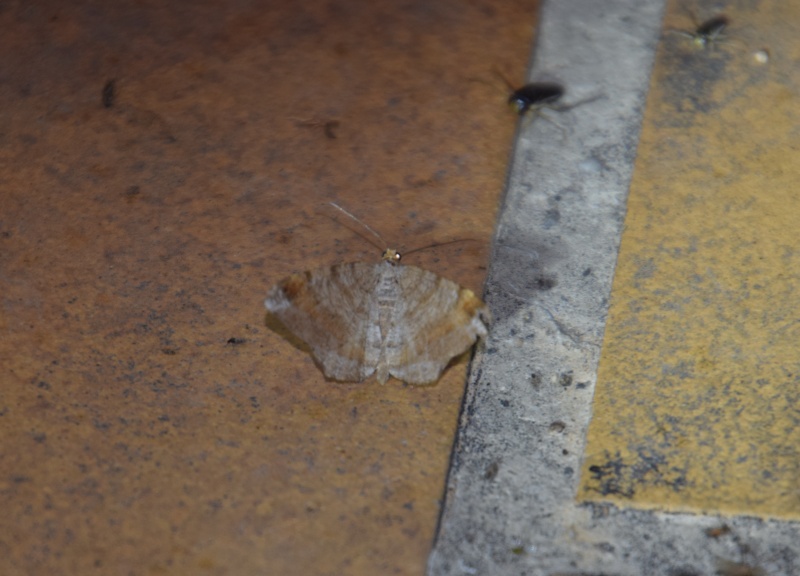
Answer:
579, 1, 800, 518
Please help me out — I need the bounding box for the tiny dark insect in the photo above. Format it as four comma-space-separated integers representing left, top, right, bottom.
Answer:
715, 558, 765, 576
323, 120, 340, 139
226, 337, 246, 345
102, 79, 116, 108
704, 524, 731, 538
695, 15, 729, 43
484, 460, 500, 480
293, 117, 341, 140
669, 14, 730, 49
508, 83, 565, 116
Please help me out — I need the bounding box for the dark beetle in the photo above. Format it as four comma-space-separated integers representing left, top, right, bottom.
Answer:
508, 83, 565, 116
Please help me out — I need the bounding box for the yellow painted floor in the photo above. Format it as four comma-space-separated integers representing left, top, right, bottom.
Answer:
580, 1, 800, 519
0, 1, 535, 575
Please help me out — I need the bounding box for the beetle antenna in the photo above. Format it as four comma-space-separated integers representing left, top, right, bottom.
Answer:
491, 67, 517, 93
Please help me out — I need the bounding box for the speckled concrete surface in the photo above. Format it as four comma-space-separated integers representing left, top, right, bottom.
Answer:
0, 1, 536, 575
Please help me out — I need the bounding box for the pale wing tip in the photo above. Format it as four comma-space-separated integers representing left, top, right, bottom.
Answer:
467, 297, 491, 340
264, 286, 288, 312
473, 315, 489, 340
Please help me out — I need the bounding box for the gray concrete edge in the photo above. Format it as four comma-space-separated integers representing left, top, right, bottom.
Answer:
428, 0, 800, 575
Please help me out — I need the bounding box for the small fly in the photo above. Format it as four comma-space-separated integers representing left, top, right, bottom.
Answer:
693, 15, 729, 47
668, 14, 733, 50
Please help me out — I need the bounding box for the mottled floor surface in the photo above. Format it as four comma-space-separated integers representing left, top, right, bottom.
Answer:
0, 1, 536, 574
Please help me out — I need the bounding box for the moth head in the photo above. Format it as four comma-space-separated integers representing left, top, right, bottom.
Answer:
381, 249, 402, 264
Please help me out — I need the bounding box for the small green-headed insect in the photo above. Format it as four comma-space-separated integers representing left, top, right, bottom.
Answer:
668, 14, 735, 50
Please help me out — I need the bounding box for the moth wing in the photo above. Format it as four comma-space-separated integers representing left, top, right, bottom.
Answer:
387, 266, 489, 385
265, 263, 379, 382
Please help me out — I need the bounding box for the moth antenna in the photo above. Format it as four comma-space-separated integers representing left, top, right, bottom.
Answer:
402, 238, 481, 257
327, 202, 388, 251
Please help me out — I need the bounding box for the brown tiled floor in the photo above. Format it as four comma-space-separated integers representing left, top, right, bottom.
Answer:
0, 1, 537, 574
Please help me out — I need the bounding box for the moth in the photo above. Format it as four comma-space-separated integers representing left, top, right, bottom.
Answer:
265, 206, 490, 385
